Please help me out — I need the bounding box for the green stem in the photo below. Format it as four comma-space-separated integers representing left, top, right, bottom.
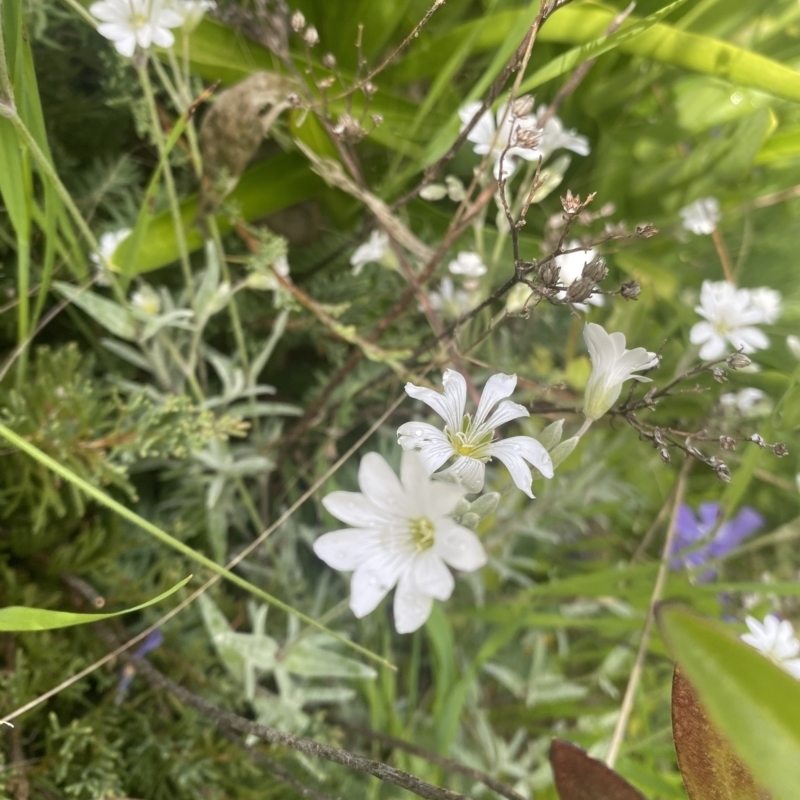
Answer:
164, 48, 204, 178
5, 111, 127, 305
0, 420, 391, 669
137, 61, 195, 293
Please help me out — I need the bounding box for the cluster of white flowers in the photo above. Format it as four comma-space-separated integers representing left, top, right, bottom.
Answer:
90, 0, 214, 57
741, 614, 800, 679
313, 322, 665, 633
680, 197, 721, 235
458, 100, 589, 180
690, 280, 781, 360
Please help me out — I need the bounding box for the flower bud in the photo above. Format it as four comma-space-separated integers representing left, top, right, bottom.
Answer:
511, 95, 535, 118
773, 442, 789, 457
304, 25, 319, 46
290, 10, 305, 31
711, 367, 727, 383
322, 53, 337, 69
715, 462, 732, 483
659, 448, 671, 464
727, 352, 751, 369
750, 433, 765, 447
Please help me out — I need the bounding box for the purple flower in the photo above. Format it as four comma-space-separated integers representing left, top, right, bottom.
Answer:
671, 502, 763, 580
115, 629, 164, 705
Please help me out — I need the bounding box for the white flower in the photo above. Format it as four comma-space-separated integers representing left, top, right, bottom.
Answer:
448, 251, 487, 278
741, 614, 800, 679
748, 286, 782, 325
91, 228, 130, 284
273, 254, 290, 277
420, 176, 465, 203
428, 278, 471, 319
397, 371, 553, 499
583, 323, 658, 420
458, 101, 588, 180
350, 230, 388, 276
90, 0, 183, 57
313, 451, 487, 634
689, 280, 769, 360
533, 105, 590, 162
167, 0, 214, 30
720, 387, 767, 413
554, 241, 604, 308
680, 197, 721, 235
130, 284, 161, 315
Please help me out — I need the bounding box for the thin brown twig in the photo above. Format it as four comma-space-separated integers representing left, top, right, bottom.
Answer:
605, 458, 692, 769
333, 718, 527, 800
95, 625, 469, 800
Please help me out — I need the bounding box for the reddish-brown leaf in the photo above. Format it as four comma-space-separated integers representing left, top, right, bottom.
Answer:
672, 666, 771, 800
550, 739, 648, 800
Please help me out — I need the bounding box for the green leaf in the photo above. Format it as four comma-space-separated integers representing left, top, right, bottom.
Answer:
283, 640, 377, 680
0, 576, 191, 631
53, 281, 138, 341
117, 152, 323, 274
550, 739, 647, 800
658, 605, 800, 800
672, 666, 770, 800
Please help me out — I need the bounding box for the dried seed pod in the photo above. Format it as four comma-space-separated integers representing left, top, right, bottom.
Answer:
727, 351, 751, 369
620, 279, 641, 300
566, 277, 595, 304
581, 256, 607, 283
719, 435, 736, 450
199, 72, 296, 218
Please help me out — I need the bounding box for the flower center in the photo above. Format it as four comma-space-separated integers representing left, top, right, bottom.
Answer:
444, 414, 494, 459
409, 517, 435, 551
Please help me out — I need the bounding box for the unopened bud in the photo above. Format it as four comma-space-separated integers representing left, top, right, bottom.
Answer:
659, 448, 671, 464
653, 427, 666, 447
620, 280, 641, 301
715, 462, 732, 483
750, 433, 765, 447
566, 277, 595, 304
773, 442, 789, 457
290, 10, 305, 31
727, 352, 751, 369
635, 223, 658, 238
711, 367, 727, 383
364, 81, 377, 96
317, 76, 335, 89
581, 256, 607, 283
511, 95, 535, 118
304, 25, 319, 46
539, 262, 559, 287
719, 435, 736, 450
322, 53, 337, 69
370, 113, 383, 127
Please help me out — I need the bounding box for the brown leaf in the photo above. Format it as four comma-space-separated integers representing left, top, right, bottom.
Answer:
672, 666, 770, 800
550, 739, 647, 800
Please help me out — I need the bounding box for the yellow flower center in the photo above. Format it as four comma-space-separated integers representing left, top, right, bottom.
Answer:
409, 517, 435, 551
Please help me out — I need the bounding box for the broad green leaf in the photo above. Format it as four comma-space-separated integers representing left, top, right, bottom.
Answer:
282, 641, 377, 680
550, 739, 647, 800
53, 281, 138, 341
390, 4, 800, 105
0, 576, 191, 631
658, 606, 800, 800
672, 666, 769, 800
117, 152, 323, 274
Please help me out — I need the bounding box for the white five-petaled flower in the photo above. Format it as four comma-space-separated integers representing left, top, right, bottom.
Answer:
554, 241, 604, 308
720, 387, 767, 414
90, 0, 183, 57
741, 614, 800, 680
689, 280, 770, 360
397, 371, 553, 499
350, 230, 388, 276
313, 451, 487, 634
458, 101, 588, 180
448, 251, 487, 278
428, 278, 471, 319
583, 323, 658, 421
680, 197, 721, 235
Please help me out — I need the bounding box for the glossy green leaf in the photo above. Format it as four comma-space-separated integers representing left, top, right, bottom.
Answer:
0, 576, 191, 631
390, 4, 800, 105
658, 606, 800, 800
117, 152, 323, 274
550, 739, 647, 800
672, 666, 770, 800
